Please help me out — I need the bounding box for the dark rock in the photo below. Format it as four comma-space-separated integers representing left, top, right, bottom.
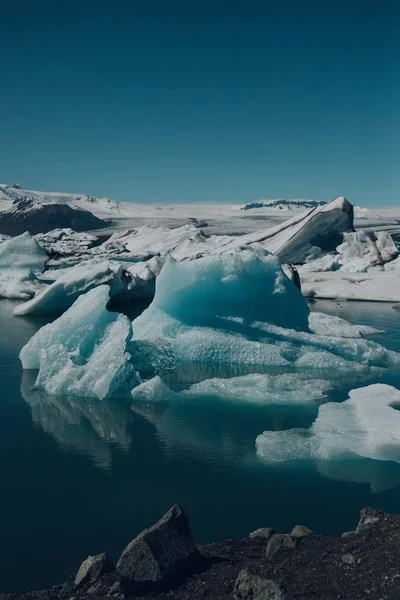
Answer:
0, 203, 108, 236
74, 553, 114, 587
249, 527, 276, 541
234, 568, 287, 599
341, 531, 356, 538
356, 508, 381, 534
107, 581, 125, 598
266, 534, 298, 559
290, 525, 313, 538
116, 504, 198, 583
341, 553, 356, 565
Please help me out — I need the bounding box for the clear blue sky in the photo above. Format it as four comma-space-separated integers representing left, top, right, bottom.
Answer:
1, 0, 398, 206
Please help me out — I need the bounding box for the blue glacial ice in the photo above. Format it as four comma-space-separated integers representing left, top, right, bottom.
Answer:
19, 285, 139, 399
19, 246, 400, 401
132, 247, 400, 372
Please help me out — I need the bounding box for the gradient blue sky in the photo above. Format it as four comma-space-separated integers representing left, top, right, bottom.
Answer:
1, 0, 398, 206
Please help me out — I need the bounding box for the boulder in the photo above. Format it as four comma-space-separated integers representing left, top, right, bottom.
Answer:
116, 505, 198, 583
341, 553, 355, 565
356, 508, 381, 534
74, 552, 114, 587
234, 568, 286, 600
266, 534, 298, 559
290, 525, 312, 538
249, 527, 276, 541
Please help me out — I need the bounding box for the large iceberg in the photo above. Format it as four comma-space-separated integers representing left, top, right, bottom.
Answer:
0, 231, 47, 299
234, 196, 354, 263
19, 247, 400, 401
256, 384, 400, 464
131, 247, 399, 373
19, 285, 139, 399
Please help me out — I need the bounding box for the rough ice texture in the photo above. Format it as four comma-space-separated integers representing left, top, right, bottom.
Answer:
256, 384, 400, 464
0, 232, 47, 299
181, 373, 331, 405
19, 286, 139, 399
132, 247, 400, 374
13, 261, 126, 316
35, 228, 100, 255
298, 229, 400, 301
131, 376, 173, 403
337, 231, 399, 267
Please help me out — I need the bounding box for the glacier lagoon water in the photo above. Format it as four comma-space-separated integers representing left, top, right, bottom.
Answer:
2, 299, 400, 592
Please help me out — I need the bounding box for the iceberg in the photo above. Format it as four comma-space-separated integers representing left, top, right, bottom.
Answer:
0, 231, 47, 299
256, 384, 400, 464
133, 246, 309, 331
13, 260, 126, 316
19, 285, 139, 399
234, 196, 354, 263
337, 231, 399, 268
19, 247, 400, 401
298, 230, 400, 301
131, 247, 400, 373
125, 256, 165, 300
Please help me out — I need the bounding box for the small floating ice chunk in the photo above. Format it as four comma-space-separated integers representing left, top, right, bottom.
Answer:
256, 384, 400, 464
131, 376, 172, 403
308, 312, 382, 338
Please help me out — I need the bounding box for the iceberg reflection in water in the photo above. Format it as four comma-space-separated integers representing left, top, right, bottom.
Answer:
20, 362, 400, 492
21, 371, 136, 470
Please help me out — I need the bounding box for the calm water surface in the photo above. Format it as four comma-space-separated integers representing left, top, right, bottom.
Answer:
1, 298, 400, 592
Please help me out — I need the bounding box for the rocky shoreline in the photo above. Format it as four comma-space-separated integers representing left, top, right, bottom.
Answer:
2, 506, 400, 600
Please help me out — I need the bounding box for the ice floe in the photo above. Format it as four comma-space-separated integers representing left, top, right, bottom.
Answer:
181, 373, 331, 405
256, 384, 400, 464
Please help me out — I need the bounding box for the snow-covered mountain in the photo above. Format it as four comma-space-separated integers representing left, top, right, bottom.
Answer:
0, 184, 110, 235
241, 199, 327, 211
0, 183, 121, 218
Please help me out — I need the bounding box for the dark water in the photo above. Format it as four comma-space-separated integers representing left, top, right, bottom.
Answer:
1, 299, 400, 593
